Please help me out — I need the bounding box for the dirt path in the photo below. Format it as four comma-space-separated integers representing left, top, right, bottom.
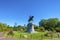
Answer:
0, 32, 17, 40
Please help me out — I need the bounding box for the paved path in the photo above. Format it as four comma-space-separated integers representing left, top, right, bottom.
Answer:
0, 32, 17, 40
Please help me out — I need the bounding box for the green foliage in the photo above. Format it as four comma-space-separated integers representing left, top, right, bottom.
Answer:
34, 24, 38, 31
39, 19, 48, 27
4, 31, 60, 40
0, 22, 8, 32
7, 30, 14, 35
7, 25, 13, 31
55, 27, 60, 32
47, 18, 58, 28
0, 18, 60, 33
37, 26, 45, 32
5, 31, 45, 39
39, 18, 59, 31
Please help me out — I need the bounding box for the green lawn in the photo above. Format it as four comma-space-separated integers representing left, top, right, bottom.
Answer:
4, 31, 60, 40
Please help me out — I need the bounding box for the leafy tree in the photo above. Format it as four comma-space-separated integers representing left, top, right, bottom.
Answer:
39, 19, 48, 27
0, 22, 8, 31
47, 18, 58, 28
55, 21, 60, 32
34, 24, 38, 31
39, 18, 59, 31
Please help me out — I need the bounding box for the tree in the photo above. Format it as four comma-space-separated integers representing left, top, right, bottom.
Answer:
39, 19, 47, 27
34, 24, 38, 31
55, 21, 60, 32
47, 18, 58, 28
0, 22, 8, 31
39, 18, 59, 31
17, 25, 22, 31
39, 19, 48, 30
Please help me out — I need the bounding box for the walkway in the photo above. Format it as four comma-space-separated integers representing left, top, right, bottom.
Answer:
0, 32, 17, 40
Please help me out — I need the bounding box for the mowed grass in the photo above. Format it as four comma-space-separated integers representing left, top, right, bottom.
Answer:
4, 31, 45, 38
4, 31, 60, 40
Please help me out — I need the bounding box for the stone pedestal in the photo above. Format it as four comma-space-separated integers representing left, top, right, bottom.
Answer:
26, 22, 35, 33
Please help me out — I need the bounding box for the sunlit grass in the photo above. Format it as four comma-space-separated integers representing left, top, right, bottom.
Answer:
4, 31, 45, 38
4, 31, 60, 40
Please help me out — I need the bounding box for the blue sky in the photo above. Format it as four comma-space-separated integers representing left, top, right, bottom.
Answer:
0, 0, 60, 26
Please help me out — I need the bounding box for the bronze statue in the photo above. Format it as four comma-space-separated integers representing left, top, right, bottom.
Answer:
28, 16, 34, 22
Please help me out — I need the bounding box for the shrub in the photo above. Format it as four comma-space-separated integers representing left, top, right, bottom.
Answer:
55, 27, 60, 32
44, 31, 53, 37
7, 30, 14, 35
38, 26, 45, 32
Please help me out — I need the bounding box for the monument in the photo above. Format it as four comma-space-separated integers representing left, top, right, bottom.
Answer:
26, 16, 36, 33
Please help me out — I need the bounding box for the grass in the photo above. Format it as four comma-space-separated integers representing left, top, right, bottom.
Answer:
4, 31, 60, 40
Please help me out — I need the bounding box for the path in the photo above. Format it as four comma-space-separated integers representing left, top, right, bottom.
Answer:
0, 32, 17, 40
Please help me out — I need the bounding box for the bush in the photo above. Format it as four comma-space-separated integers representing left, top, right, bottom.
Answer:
37, 26, 45, 32
44, 31, 54, 37
55, 27, 60, 32
7, 30, 14, 35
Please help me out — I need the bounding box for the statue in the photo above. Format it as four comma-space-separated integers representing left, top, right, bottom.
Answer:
26, 16, 36, 33
28, 16, 34, 22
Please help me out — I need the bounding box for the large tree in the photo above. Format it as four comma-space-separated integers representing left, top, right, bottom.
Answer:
39, 19, 48, 27
39, 18, 59, 31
